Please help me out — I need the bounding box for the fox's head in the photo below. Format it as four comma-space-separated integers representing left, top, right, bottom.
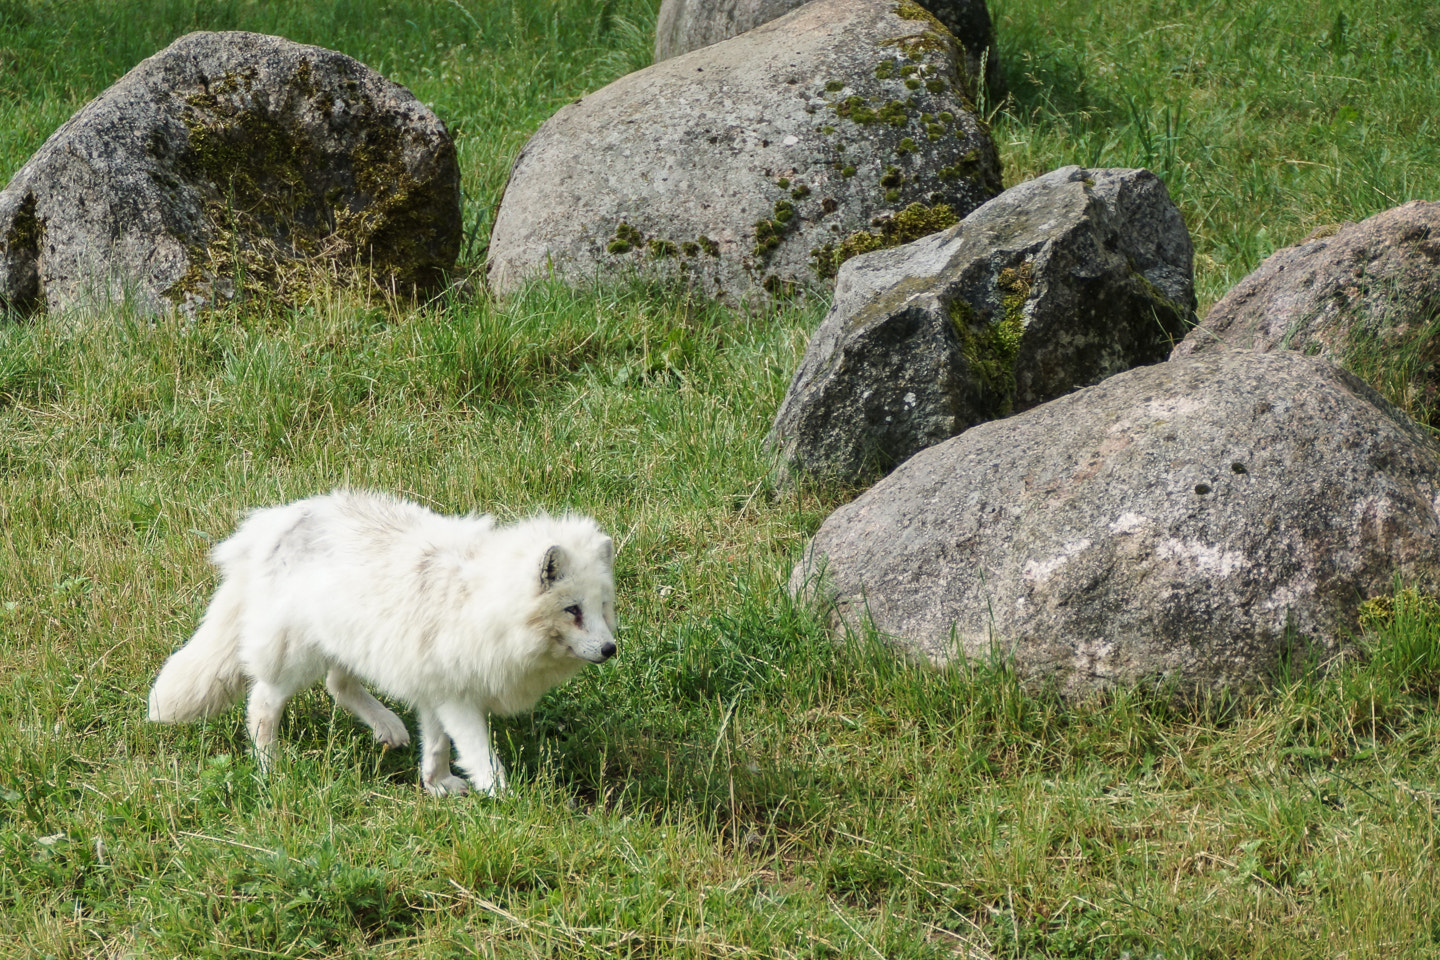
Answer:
534, 529, 617, 664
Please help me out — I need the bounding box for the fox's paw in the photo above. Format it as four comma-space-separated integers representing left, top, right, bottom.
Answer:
424, 774, 470, 797
373, 715, 411, 750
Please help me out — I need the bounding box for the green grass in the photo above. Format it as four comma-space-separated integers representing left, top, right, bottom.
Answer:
4, 0, 1440, 956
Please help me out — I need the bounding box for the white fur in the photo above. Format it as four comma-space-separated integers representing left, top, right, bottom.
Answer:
147, 490, 618, 796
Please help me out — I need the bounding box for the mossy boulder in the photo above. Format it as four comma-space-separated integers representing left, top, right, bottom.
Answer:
654, 0, 1007, 102
793, 350, 1440, 697
1173, 201, 1440, 426
769, 166, 1196, 486
0, 31, 460, 316
486, 0, 1002, 305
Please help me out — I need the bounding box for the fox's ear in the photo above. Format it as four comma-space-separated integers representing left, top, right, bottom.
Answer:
539, 545, 568, 591
596, 536, 614, 566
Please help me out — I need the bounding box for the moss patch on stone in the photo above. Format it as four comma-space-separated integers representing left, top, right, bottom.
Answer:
607, 221, 644, 254
810, 201, 958, 279
833, 96, 879, 125
938, 148, 983, 182
894, 0, 948, 33
2, 192, 43, 311
168, 67, 455, 307
951, 287, 1025, 417
754, 198, 801, 261
998, 261, 1034, 334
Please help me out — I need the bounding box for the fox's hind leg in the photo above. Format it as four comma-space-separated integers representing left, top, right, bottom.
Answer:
326, 667, 410, 749
417, 705, 469, 796
246, 680, 292, 770
240, 631, 325, 770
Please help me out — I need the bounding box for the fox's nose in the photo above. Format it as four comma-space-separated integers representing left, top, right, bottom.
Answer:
599, 641, 617, 660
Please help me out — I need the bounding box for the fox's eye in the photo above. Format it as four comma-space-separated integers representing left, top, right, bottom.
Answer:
564, 604, 582, 623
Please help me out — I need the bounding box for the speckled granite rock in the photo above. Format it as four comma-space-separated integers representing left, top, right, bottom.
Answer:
1174, 201, 1440, 361
654, 0, 1007, 100
487, 0, 1002, 304
769, 166, 1195, 485
792, 350, 1440, 696
0, 31, 460, 315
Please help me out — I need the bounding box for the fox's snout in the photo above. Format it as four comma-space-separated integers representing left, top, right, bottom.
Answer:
573, 635, 617, 663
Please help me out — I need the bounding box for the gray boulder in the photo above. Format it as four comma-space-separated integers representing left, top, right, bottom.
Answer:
0, 31, 461, 316
1174, 201, 1440, 362
487, 0, 1003, 304
792, 350, 1440, 697
768, 166, 1196, 485
655, 0, 1007, 101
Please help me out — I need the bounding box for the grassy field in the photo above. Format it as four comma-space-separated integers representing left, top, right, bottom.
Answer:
3, 0, 1440, 956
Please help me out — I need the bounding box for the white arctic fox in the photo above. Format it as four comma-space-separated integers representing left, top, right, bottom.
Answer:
147, 490, 618, 796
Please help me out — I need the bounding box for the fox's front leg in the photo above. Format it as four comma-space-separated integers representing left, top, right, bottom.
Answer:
429, 701, 507, 797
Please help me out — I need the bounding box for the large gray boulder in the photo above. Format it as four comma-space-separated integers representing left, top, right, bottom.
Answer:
487, 0, 1003, 304
0, 31, 461, 316
769, 166, 1196, 485
655, 0, 1007, 101
792, 350, 1440, 697
1174, 201, 1440, 361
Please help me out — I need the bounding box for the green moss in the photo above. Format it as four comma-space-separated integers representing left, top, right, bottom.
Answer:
2, 192, 43, 312
680, 241, 700, 258
938, 111, 955, 123
926, 78, 947, 93
900, 64, 919, 78
875, 61, 895, 80
878, 100, 909, 126
648, 238, 678, 259
608, 221, 644, 254
811, 201, 958, 279
897, 137, 917, 155
905, 78, 922, 90
697, 235, 720, 257
833, 96, 878, 125
5, 197, 40, 254
825, 80, 845, 92
791, 183, 811, 200
938, 149, 982, 182
880, 166, 904, 189
951, 292, 1024, 417
168, 68, 455, 306
894, 0, 946, 30
1129, 265, 1185, 317
842, 165, 857, 178
777, 177, 791, 189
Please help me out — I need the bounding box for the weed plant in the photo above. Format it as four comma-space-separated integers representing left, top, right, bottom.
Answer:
3, 0, 1440, 957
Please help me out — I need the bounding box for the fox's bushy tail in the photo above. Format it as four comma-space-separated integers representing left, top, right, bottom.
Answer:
148, 574, 248, 722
